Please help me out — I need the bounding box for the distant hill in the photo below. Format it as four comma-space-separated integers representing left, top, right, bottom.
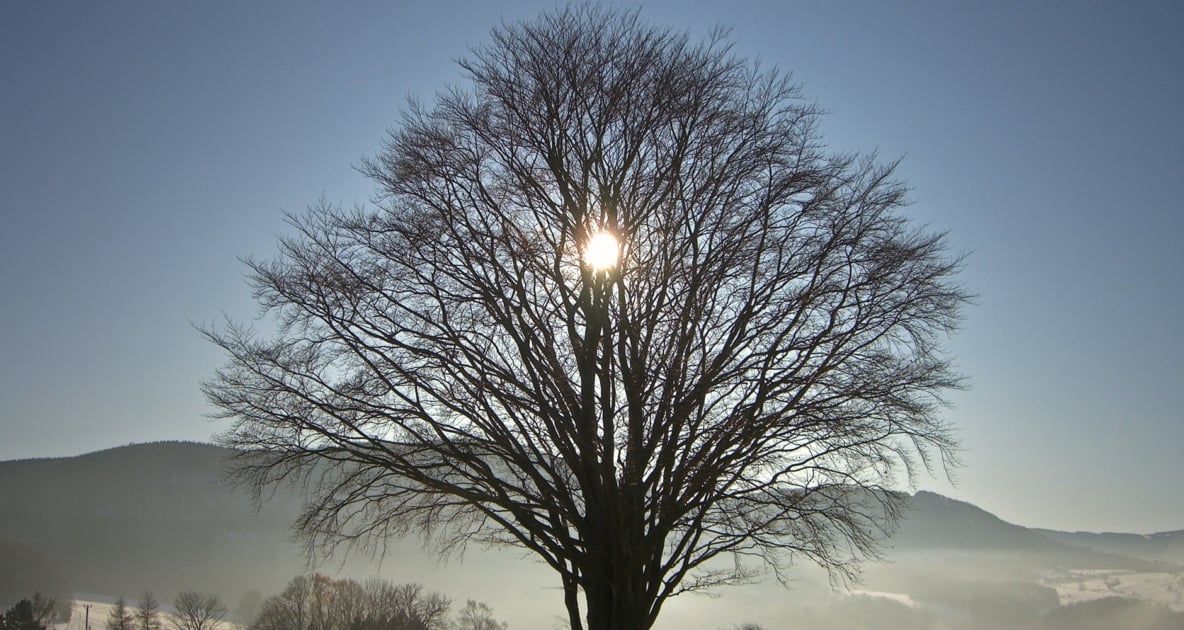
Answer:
891, 491, 1062, 551
1033, 528, 1184, 565
0, 442, 307, 603
1, 442, 1179, 616
887, 491, 1172, 570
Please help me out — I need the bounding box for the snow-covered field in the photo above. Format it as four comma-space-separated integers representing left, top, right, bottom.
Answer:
1042, 570, 1184, 612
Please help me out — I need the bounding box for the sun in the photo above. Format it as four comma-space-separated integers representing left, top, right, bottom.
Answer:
583, 230, 619, 271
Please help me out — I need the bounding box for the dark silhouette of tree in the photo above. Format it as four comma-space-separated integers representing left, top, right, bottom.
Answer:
360, 580, 449, 630
106, 597, 135, 630
170, 592, 226, 630
454, 600, 506, 630
249, 575, 449, 630
0, 596, 49, 630
137, 591, 161, 630
205, 6, 967, 629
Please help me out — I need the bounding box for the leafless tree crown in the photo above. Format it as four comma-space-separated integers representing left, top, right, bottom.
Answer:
170, 592, 227, 630
249, 574, 450, 630
205, 6, 967, 629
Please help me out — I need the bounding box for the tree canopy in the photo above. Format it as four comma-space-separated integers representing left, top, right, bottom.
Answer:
206, 6, 967, 629
0, 595, 54, 630
249, 574, 454, 630
170, 592, 227, 630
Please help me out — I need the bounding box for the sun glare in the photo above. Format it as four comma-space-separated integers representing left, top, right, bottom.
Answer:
584, 231, 619, 271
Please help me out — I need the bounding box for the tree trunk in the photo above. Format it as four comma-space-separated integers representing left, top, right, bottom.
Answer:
583, 567, 651, 630
580, 486, 654, 630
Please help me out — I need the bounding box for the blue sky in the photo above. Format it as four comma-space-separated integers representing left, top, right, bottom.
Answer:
2, 1, 1181, 534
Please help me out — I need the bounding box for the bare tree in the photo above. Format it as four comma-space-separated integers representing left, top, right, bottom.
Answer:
106, 597, 135, 630
306, 574, 336, 630
454, 600, 506, 630
250, 575, 449, 630
249, 576, 309, 630
362, 580, 449, 630
327, 576, 366, 630
137, 592, 161, 630
29, 593, 57, 627
205, 6, 967, 630
170, 592, 226, 630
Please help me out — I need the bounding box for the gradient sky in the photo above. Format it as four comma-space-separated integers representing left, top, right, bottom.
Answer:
2, 1, 1181, 535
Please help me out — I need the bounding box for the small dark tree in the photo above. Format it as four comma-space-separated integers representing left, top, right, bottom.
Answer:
170, 592, 226, 630
27, 594, 55, 628
0, 598, 45, 630
205, 6, 967, 630
137, 591, 161, 630
106, 597, 135, 630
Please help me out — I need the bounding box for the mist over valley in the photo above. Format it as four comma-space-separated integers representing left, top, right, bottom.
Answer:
2, 442, 1180, 629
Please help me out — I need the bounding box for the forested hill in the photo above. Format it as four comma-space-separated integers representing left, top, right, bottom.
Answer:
893, 491, 1183, 562
1034, 527, 1184, 565
892, 491, 1060, 551
0, 441, 296, 536
0, 441, 306, 604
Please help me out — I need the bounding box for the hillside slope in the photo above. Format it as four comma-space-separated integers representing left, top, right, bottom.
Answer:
1, 442, 1179, 624
0, 442, 306, 601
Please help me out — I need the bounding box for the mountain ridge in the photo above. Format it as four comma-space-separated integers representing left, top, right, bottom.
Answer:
1, 442, 1179, 609
4, 442, 1176, 537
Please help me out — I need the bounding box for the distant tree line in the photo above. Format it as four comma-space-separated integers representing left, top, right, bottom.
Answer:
93, 575, 506, 630
249, 574, 506, 630
101, 590, 219, 630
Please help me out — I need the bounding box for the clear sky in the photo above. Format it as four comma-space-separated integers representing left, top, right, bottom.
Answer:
2, 1, 1181, 535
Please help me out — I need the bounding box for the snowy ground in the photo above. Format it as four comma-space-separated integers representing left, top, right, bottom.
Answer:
55, 600, 115, 630
1042, 570, 1184, 612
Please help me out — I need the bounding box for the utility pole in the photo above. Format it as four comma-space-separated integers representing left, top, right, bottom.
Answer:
82, 602, 92, 630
